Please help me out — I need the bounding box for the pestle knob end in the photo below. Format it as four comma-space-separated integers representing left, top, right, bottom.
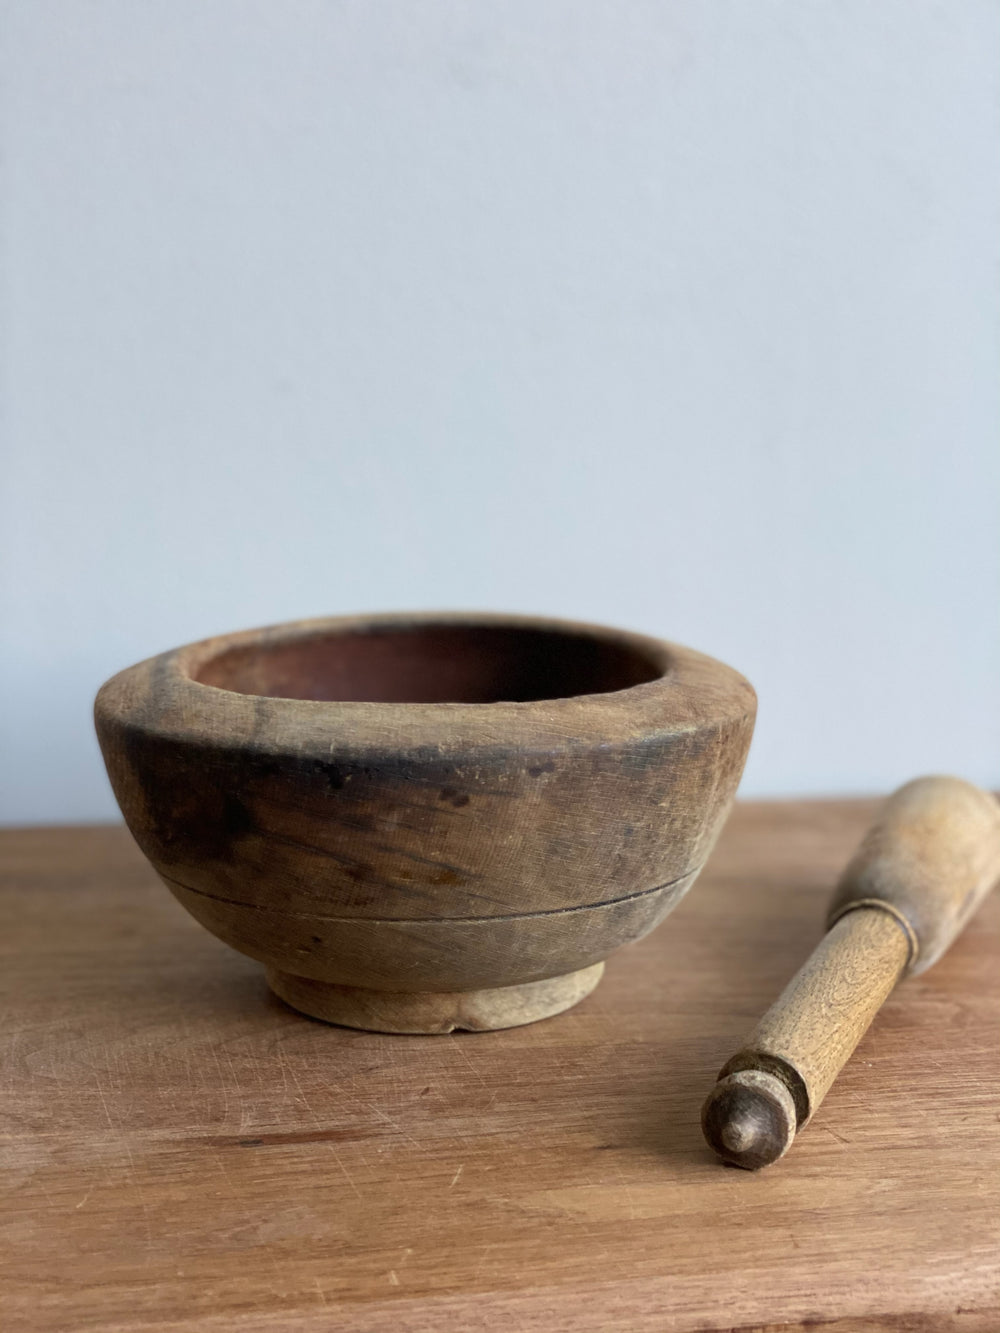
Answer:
702, 1068, 797, 1170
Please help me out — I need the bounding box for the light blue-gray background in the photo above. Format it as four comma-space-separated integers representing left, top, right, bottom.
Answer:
3, 1, 998, 824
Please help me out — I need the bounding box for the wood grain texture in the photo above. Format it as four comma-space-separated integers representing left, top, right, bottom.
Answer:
705, 777, 1000, 1168
706, 909, 911, 1168
828, 776, 1000, 975
94, 613, 755, 1030
2, 800, 999, 1332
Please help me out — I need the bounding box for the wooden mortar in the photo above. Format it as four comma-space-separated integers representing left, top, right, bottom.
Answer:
95, 612, 755, 1033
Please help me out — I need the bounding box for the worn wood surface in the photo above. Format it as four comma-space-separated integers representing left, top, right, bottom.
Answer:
95, 613, 755, 1031
2, 800, 999, 1332
705, 778, 1000, 1169
828, 777, 1000, 976
704, 909, 910, 1171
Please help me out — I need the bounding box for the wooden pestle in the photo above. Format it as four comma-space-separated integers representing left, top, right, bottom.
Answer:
702, 776, 1000, 1170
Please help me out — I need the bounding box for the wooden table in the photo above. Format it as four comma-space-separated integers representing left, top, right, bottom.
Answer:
2, 801, 998, 1332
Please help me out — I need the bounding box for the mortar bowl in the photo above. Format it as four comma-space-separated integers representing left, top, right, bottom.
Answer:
95, 612, 755, 1032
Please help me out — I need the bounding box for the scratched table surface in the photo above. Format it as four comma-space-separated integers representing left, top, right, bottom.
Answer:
2, 800, 998, 1333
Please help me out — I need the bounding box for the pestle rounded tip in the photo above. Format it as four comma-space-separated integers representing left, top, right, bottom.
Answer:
719, 1112, 758, 1154
702, 1069, 797, 1170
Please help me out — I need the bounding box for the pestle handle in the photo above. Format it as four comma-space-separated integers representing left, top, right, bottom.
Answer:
702, 776, 1000, 1170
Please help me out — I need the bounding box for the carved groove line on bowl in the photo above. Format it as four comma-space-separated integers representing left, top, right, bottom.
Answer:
157, 867, 699, 924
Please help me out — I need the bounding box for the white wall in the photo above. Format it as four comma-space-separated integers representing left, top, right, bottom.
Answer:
2, 1, 998, 825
